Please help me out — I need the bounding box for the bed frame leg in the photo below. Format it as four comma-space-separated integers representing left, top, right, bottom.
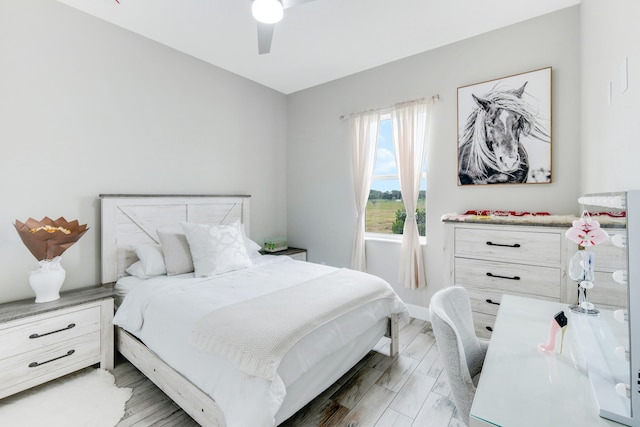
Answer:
388, 314, 400, 357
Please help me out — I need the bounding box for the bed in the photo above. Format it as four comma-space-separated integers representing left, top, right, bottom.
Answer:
101, 194, 408, 427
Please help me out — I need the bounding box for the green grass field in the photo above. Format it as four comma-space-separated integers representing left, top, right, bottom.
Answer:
365, 199, 404, 233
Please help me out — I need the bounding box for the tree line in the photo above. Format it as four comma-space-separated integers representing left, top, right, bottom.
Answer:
369, 190, 426, 200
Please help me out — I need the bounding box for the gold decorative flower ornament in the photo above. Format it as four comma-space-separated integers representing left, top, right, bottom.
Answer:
14, 217, 89, 261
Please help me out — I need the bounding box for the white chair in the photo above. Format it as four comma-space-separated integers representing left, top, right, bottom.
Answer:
429, 286, 489, 425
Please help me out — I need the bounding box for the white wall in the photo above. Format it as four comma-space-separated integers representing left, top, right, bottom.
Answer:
580, 0, 640, 193
2, 2, 611, 309
287, 7, 582, 306
0, 0, 288, 303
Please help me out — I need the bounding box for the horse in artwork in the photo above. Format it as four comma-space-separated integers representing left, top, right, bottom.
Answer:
458, 82, 549, 185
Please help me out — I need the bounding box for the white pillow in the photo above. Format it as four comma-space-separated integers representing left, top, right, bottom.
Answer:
125, 244, 166, 278
124, 261, 147, 278
235, 220, 262, 258
158, 228, 195, 275
157, 222, 258, 273
245, 238, 262, 258
181, 221, 253, 277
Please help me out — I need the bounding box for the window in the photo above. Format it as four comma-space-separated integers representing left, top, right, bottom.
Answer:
365, 116, 426, 237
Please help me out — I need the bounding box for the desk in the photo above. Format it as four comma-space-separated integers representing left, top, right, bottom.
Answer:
470, 295, 625, 427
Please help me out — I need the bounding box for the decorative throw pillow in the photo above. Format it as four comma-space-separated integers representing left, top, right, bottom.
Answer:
245, 238, 262, 258
181, 221, 253, 277
157, 228, 195, 275
125, 261, 147, 278
125, 244, 166, 278
234, 220, 262, 258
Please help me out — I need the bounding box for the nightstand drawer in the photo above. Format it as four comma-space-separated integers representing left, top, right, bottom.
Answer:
288, 251, 307, 261
455, 227, 560, 265
260, 247, 307, 261
0, 305, 100, 360
0, 289, 114, 400
455, 258, 561, 299
0, 331, 101, 392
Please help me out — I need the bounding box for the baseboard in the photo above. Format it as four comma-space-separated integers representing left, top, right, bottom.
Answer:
406, 303, 430, 322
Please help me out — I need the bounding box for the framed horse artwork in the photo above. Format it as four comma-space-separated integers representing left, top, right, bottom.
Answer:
457, 67, 552, 186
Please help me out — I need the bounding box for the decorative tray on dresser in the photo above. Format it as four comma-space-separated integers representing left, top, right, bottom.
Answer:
442, 212, 627, 339
0, 286, 114, 399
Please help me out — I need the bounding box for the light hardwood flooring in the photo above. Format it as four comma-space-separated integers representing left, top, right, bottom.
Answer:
114, 318, 464, 427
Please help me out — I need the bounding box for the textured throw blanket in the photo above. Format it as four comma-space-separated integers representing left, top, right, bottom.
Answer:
191, 268, 398, 380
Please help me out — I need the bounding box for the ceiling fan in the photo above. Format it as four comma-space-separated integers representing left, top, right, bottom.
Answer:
251, 0, 316, 54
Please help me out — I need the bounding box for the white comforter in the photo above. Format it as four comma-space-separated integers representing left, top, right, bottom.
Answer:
113, 256, 408, 427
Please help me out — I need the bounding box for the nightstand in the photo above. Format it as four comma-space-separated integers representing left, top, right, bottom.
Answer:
0, 286, 114, 399
260, 247, 307, 261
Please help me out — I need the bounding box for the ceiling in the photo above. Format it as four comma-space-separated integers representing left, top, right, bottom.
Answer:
56, 0, 580, 94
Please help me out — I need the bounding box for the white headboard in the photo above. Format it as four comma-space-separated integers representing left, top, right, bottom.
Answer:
100, 194, 251, 284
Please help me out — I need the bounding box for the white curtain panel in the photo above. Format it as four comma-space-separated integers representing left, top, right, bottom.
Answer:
392, 101, 431, 289
350, 112, 380, 272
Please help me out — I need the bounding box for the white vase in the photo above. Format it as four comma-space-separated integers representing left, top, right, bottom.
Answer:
29, 257, 66, 303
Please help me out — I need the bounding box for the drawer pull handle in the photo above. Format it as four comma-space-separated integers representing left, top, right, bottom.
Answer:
28, 350, 75, 368
486, 326, 493, 332
486, 272, 521, 281
486, 241, 521, 248
485, 298, 501, 306
29, 323, 76, 339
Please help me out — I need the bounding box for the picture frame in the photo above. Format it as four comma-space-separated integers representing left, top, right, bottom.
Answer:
457, 67, 552, 186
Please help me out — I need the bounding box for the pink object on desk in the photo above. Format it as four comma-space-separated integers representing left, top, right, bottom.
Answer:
538, 311, 568, 354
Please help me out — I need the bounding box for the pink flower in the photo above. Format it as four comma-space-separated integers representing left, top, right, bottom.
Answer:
565, 216, 608, 247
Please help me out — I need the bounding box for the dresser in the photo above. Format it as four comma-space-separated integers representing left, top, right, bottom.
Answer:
0, 286, 114, 399
443, 216, 627, 339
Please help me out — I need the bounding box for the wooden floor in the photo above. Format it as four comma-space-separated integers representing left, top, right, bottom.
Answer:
113, 318, 464, 427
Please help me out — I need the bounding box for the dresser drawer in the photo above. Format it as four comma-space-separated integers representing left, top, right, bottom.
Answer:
455, 258, 561, 300
589, 233, 627, 271
0, 305, 100, 361
465, 285, 558, 315
466, 286, 504, 317
466, 285, 559, 339
565, 271, 628, 310
0, 331, 101, 392
472, 311, 496, 340
455, 227, 561, 265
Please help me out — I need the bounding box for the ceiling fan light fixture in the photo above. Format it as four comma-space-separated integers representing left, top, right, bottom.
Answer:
252, 0, 283, 24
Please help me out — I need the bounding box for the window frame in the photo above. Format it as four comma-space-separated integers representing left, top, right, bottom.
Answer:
365, 114, 427, 242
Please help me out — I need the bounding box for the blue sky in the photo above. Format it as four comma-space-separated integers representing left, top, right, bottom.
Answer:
371, 119, 426, 193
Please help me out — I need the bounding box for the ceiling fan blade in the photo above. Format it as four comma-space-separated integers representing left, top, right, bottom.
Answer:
282, 0, 316, 9
257, 22, 274, 55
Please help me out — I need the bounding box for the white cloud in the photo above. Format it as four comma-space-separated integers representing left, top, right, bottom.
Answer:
375, 148, 397, 174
